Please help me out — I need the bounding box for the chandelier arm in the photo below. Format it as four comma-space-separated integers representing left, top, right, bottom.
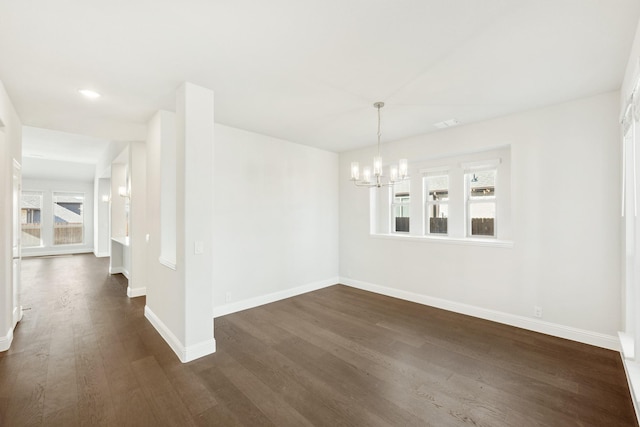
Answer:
352, 181, 394, 188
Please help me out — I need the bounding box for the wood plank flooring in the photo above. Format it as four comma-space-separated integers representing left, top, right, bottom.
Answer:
0, 253, 636, 426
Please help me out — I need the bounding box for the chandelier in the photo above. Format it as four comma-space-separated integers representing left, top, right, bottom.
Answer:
350, 102, 408, 187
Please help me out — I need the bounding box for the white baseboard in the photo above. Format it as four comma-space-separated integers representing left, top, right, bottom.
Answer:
144, 305, 216, 363
12, 306, 22, 327
94, 251, 110, 258
22, 248, 93, 257
213, 277, 339, 318
109, 266, 130, 279
0, 327, 13, 352
619, 332, 640, 426
127, 286, 146, 298
340, 277, 619, 351
185, 337, 217, 362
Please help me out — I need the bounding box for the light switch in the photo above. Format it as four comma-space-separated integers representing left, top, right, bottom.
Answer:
194, 241, 204, 254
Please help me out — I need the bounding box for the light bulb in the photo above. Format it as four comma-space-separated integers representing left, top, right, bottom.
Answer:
373, 156, 382, 177
389, 166, 398, 182
398, 159, 408, 179
362, 167, 372, 183
350, 162, 360, 181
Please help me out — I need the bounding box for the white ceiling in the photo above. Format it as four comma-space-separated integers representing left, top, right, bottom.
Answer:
22, 126, 110, 163
1, 1, 639, 153
21, 126, 110, 181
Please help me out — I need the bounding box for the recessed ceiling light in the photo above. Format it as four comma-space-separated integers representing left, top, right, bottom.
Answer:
78, 89, 101, 99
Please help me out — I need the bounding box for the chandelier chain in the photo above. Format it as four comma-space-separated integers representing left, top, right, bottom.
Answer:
377, 103, 382, 155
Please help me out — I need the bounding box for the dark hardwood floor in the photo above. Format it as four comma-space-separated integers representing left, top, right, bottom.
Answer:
0, 254, 636, 426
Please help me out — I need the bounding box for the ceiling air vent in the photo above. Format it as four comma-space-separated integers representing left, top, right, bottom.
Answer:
433, 119, 460, 129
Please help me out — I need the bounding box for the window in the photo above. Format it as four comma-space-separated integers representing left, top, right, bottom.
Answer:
370, 147, 510, 242
425, 174, 449, 235
391, 180, 410, 232
53, 192, 84, 245
466, 169, 496, 237
21, 192, 43, 247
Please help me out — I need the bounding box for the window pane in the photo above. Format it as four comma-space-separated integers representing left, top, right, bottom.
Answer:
428, 203, 448, 234
394, 179, 410, 201
53, 193, 84, 245
393, 203, 410, 232
392, 180, 410, 232
21, 192, 43, 247
468, 170, 496, 198
426, 175, 449, 202
469, 202, 495, 236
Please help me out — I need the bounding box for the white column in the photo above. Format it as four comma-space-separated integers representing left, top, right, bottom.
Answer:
175, 82, 215, 361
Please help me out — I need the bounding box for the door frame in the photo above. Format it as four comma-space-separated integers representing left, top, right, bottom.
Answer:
12, 158, 22, 326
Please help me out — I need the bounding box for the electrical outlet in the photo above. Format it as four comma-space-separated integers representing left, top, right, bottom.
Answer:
534, 306, 543, 318
225, 292, 231, 303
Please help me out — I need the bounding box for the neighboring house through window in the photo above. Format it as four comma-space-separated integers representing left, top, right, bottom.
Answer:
424, 173, 449, 235
21, 191, 43, 248
370, 146, 510, 242
53, 192, 84, 245
465, 167, 497, 237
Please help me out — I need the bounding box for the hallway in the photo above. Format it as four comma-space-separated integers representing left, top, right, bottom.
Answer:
0, 254, 186, 425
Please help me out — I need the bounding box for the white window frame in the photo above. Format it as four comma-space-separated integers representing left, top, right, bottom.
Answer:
370, 148, 511, 246
424, 172, 449, 235
463, 162, 499, 238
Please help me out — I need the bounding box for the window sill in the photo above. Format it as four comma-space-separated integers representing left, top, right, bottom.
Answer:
370, 233, 513, 248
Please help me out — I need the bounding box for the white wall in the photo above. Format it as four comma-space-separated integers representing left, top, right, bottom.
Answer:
622, 16, 640, 113
340, 91, 621, 347
94, 178, 110, 257
0, 79, 22, 352
93, 140, 128, 257
212, 124, 340, 315
110, 164, 128, 239
21, 178, 95, 257
95, 141, 128, 180
128, 141, 147, 297
145, 110, 182, 345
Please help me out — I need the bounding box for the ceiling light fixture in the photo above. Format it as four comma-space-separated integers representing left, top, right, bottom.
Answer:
78, 89, 101, 99
350, 102, 409, 188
